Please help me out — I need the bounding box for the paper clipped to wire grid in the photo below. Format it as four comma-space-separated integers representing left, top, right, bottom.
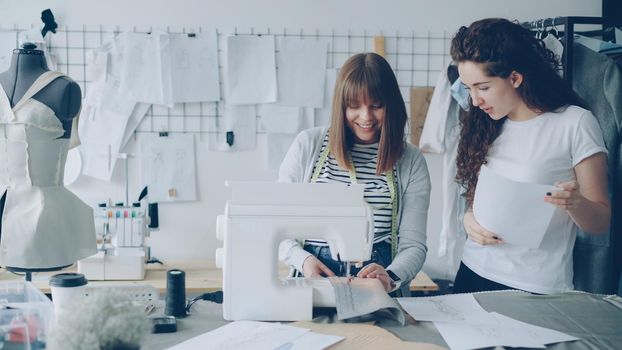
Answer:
225, 35, 277, 105
277, 37, 328, 108
141, 133, 197, 202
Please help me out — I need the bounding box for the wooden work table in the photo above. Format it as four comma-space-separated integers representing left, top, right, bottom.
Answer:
0, 260, 438, 294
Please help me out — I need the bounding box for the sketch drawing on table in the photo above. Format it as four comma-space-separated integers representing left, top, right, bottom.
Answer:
429, 299, 464, 321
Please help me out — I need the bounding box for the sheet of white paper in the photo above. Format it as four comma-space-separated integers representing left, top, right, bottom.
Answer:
277, 38, 327, 108
329, 277, 405, 324
167, 321, 309, 350
209, 105, 257, 151
120, 32, 173, 106
314, 69, 338, 127
141, 133, 196, 202
473, 165, 557, 248
120, 103, 150, 150
285, 331, 344, 350
489, 312, 579, 346
225, 35, 277, 105
0, 31, 17, 72
258, 104, 301, 133
79, 82, 137, 181
434, 313, 546, 350
86, 48, 108, 83
397, 294, 492, 323
169, 32, 220, 102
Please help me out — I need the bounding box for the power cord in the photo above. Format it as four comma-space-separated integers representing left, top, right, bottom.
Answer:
185, 291, 223, 313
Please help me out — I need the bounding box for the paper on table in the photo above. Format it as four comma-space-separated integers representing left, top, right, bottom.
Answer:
473, 165, 557, 248
141, 133, 196, 202
225, 35, 277, 105
489, 312, 579, 346
315, 68, 338, 127
281, 331, 344, 350
277, 37, 328, 108
397, 294, 492, 323
329, 277, 405, 325
169, 32, 220, 103
209, 105, 257, 151
434, 312, 546, 350
0, 31, 17, 72
258, 104, 301, 133
166, 320, 309, 350
290, 321, 445, 350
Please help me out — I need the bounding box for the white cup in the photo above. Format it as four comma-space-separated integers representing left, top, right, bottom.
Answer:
49, 273, 88, 320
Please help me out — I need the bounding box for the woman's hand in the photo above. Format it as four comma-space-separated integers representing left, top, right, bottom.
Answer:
464, 210, 503, 245
302, 255, 335, 278
544, 181, 582, 212
356, 263, 393, 292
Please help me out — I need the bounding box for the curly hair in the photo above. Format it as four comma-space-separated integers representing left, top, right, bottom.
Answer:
450, 18, 584, 205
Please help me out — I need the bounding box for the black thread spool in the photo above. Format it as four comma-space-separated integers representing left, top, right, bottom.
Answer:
165, 269, 187, 318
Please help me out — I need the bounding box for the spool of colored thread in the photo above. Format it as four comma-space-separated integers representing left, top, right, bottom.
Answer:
165, 269, 187, 318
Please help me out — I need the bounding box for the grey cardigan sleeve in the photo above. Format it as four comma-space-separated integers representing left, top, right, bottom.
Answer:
386, 146, 431, 285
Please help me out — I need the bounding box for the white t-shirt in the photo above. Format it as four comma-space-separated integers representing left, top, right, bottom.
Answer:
462, 105, 607, 294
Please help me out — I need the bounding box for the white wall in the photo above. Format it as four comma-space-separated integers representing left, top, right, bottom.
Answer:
2, 0, 601, 280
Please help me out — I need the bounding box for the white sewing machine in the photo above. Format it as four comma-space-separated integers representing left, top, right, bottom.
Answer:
215, 181, 374, 321
77, 203, 149, 280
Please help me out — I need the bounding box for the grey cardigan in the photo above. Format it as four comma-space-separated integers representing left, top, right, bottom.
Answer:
278, 127, 430, 296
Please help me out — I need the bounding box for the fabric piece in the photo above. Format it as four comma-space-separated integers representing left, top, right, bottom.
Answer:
419, 69, 452, 153
571, 43, 622, 294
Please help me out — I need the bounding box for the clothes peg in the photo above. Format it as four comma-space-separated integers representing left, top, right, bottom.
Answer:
41, 9, 58, 38
226, 131, 235, 146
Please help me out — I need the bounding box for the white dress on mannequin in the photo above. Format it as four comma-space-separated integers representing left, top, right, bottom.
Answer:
0, 71, 95, 268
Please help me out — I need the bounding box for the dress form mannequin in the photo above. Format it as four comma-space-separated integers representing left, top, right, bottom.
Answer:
0, 43, 95, 280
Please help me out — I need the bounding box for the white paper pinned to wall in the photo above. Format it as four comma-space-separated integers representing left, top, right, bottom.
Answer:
277, 37, 328, 108
0, 31, 17, 72
169, 32, 220, 103
225, 35, 277, 105
120, 32, 173, 106
209, 105, 257, 151
258, 104, 301, 134
315, 68, 338, 127
141, 133, 197, 202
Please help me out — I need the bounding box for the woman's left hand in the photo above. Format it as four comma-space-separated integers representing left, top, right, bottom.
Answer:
544, 181, 582, 211
356, 263, 393, 292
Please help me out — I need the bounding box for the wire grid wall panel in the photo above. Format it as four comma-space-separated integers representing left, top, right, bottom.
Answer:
3, 24, 451, 137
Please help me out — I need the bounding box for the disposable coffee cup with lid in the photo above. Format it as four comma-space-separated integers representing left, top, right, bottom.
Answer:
49, 273, 88, 319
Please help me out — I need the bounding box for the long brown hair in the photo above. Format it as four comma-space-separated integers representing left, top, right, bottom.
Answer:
450, 18, 584, 205
329, 53, 407, 175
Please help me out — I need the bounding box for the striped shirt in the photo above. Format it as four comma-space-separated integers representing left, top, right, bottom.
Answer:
307, 133, 395, 246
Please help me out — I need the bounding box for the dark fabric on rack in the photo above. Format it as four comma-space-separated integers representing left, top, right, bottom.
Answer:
571, 43, 622, 295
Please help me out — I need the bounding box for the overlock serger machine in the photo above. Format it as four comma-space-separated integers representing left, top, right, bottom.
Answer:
77, 202, 150, 280
215, 182, 374, 321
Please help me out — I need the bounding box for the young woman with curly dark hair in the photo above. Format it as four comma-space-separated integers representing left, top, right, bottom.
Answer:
450, 18, 610, 294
